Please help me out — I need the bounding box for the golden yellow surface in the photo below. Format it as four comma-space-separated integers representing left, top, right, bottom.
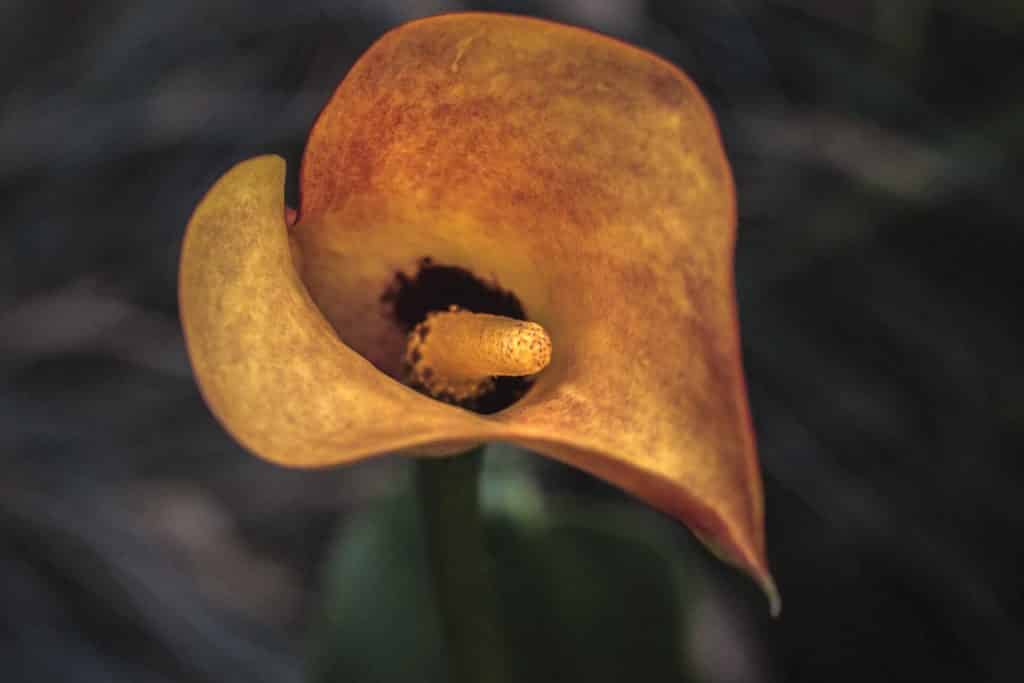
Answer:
179, 13, 777, 613
405, 309, 552, 401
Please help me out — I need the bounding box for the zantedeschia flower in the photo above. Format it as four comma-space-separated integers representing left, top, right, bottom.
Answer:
179, 13, 777, 613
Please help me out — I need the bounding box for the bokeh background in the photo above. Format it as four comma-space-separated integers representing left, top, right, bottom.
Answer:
3, 1, 1021, 681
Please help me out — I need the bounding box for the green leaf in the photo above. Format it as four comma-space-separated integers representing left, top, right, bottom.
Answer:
308, 452, 702, 682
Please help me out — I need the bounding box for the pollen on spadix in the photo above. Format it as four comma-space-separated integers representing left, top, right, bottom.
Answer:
403, 306, 552, 404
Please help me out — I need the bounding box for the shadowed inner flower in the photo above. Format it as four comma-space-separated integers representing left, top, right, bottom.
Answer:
380, 257, 548, 414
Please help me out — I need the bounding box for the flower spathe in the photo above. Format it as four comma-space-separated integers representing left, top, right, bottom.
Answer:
179, 13, 778, 613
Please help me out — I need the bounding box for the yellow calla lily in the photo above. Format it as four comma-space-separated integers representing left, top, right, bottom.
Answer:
179, 13, 777, 613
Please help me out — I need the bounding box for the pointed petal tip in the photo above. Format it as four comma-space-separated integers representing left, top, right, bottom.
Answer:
761, 573, 782, 618
735, 542, 780, 617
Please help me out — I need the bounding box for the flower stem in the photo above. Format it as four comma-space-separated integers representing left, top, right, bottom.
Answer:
415, 447, 506, 683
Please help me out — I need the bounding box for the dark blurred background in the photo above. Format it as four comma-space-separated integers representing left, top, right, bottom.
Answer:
3, 1, 1022, 681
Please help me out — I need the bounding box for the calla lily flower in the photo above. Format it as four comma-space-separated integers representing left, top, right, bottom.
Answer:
179, 13, 777, 613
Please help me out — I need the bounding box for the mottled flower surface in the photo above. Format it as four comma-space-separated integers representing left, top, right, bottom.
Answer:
180, 13, 775, 610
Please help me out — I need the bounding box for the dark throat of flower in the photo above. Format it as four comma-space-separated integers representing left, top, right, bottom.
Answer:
383, 258, 551, 413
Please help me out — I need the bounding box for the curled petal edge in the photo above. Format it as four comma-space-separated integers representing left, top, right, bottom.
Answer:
180, 155, 778, 614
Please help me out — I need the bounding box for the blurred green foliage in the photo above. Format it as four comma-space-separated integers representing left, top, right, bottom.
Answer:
309, 449, 699, 683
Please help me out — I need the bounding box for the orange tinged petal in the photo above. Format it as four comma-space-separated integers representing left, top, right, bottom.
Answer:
179, 14, 777, 613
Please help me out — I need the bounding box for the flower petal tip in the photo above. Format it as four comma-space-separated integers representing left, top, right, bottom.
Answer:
762, 574, 782, 618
